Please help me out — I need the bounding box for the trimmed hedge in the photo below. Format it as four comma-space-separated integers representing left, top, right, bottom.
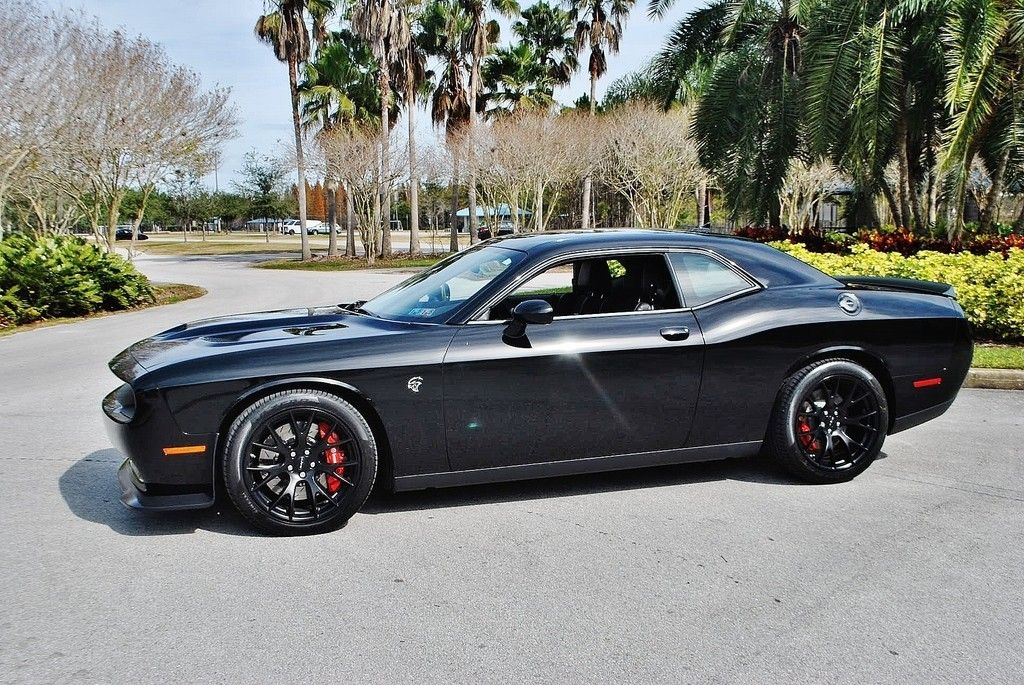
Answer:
772, 242, 1024, 342
0, 234, 153, 328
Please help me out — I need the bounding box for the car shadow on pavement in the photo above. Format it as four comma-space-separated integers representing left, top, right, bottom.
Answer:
59, 450, 259, 537
61, 450, 888, 533
362, 454, 822, 515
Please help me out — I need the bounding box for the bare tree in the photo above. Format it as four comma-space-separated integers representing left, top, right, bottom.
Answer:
0, 0, 236, 245
595, 103, 703, 228
321, 125, 405, 263
779, 159, 845, 232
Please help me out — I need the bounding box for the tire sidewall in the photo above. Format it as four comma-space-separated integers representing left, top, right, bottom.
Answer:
223, 390, 377, 535
778, 360, 889, 481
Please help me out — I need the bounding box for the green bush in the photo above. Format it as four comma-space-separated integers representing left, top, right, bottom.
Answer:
0, 233, 153, 328
772, 242, 1024, 342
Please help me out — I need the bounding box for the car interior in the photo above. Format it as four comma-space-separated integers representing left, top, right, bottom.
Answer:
486, 255, 681, 320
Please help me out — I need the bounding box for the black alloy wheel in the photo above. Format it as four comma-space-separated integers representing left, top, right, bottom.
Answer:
769, 359, 889, 483
223, 389, 377, 535
792, 374, 883, 471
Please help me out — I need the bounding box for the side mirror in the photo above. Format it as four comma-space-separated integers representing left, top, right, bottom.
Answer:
504, 299, 554, 339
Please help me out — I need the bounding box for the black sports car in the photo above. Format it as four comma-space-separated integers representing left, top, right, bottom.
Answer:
103, 229, 972, 534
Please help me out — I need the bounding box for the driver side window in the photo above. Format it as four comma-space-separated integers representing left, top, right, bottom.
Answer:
486, 254, 680, 320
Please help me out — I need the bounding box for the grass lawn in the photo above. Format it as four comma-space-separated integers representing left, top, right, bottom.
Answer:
139, 239, 303, 256
256, 255, 446, 271
134, 232, 465, 257
972, 344, 1024, 370
0, 282, 206, 337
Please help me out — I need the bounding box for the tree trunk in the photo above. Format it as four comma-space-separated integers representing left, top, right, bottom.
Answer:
535, 179, 543, 232
895, 112, 920, 231
407, 62, 421, 257
696, 179, 707, 228
289, 54, 311, 261
580, 70, 597, 230
980, 147, 1011, 233
879, 178, 902, 228
327, 182, 338, 257
379, 55, 391, 258
902, 120, 924, 231
450, 153, 460, 252
949, 149, 976, 241
105, 189, 126, 253
345, 181, 355, 257
468, 49, 481, 244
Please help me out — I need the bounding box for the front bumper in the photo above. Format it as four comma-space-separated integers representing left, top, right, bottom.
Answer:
104, 384, 217, 511
118, 459, 214, 510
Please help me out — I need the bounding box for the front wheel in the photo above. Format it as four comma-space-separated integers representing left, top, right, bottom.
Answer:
768, 359, 889, 483
223, 389, 378, 535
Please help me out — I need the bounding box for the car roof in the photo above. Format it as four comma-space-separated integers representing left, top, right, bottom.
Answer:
487, 228, 838, 289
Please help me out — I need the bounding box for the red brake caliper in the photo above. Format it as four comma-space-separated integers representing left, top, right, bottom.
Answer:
317, 422, 346, 493
797, 418, 820, 452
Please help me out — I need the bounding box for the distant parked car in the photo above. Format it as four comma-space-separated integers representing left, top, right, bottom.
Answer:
115, 227, 148, 241
282, 219, 327, 235
478, 221, 514, 240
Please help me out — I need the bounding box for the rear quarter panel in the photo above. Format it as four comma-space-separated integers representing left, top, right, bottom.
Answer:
687, 285, 968, 446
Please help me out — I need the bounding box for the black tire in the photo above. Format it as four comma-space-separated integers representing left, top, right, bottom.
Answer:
768, 359, 889, 483
223, 389, 378, 535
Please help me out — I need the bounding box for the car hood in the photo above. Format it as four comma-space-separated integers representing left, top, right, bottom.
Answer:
109, 305, 426, 383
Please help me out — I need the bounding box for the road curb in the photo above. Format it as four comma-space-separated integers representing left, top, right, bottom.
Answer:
964, 368, 1024, 390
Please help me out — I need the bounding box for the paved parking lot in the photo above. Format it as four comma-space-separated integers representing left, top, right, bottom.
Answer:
1, 254, 1022, 683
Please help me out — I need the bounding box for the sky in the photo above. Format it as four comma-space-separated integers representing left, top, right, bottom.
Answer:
46, 0, 699, 186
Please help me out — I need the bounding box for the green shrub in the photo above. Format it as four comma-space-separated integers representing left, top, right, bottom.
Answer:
771, 242, 1024, 341
0, 233, 153, 327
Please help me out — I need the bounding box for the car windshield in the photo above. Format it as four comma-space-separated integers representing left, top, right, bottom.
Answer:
360, 245, 526, 323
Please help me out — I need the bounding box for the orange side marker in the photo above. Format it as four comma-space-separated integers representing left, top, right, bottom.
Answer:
162, 445, 207, 456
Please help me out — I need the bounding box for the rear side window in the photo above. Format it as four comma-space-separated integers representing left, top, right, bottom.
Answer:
668, 252, 755, 307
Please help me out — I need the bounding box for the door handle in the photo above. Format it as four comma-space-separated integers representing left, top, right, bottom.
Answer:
660, 326, 689, 341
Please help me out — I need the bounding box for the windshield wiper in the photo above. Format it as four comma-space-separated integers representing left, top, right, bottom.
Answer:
341, 300, 375, 317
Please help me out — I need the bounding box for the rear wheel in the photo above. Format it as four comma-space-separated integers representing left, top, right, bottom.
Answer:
768, 359, 888, 483
223, 389, 377, 535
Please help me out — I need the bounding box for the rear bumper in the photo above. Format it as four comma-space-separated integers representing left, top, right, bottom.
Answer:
890, 397, 956, 434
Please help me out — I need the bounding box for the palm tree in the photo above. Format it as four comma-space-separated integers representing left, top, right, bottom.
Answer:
420, 0, 473, 251
255, 0, 336, 261
512, 1, 578, 94
352, 0, 403, 257
642, 0, 805, 226
394, 2, 430, 257
459, 0, 519, 242
482, 43, 556, 115
568, 0, 637, 229
930, 0, 1024, 236
800, 0, 950, 232
300, 28, 383, 255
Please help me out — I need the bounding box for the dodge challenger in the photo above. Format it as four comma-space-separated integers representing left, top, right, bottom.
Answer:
103, 229, 972, 534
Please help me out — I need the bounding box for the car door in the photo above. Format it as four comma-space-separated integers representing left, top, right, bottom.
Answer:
441, 252, 705, 472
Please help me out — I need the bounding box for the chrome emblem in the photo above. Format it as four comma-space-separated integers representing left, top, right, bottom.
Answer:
407, 376, 424, 393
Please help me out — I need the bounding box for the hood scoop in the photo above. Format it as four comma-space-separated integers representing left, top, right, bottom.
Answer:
283, 323, 349, 336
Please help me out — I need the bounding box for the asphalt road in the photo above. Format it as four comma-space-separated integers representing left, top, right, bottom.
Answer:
1, 255, 1022, 684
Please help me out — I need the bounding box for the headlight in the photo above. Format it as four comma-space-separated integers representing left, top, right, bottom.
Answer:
102, 383, 137, 423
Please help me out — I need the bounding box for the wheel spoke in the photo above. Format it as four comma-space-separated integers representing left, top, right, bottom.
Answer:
306, 481, 320, 519
311, 478, 340, 507
250, 470, 283, 493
